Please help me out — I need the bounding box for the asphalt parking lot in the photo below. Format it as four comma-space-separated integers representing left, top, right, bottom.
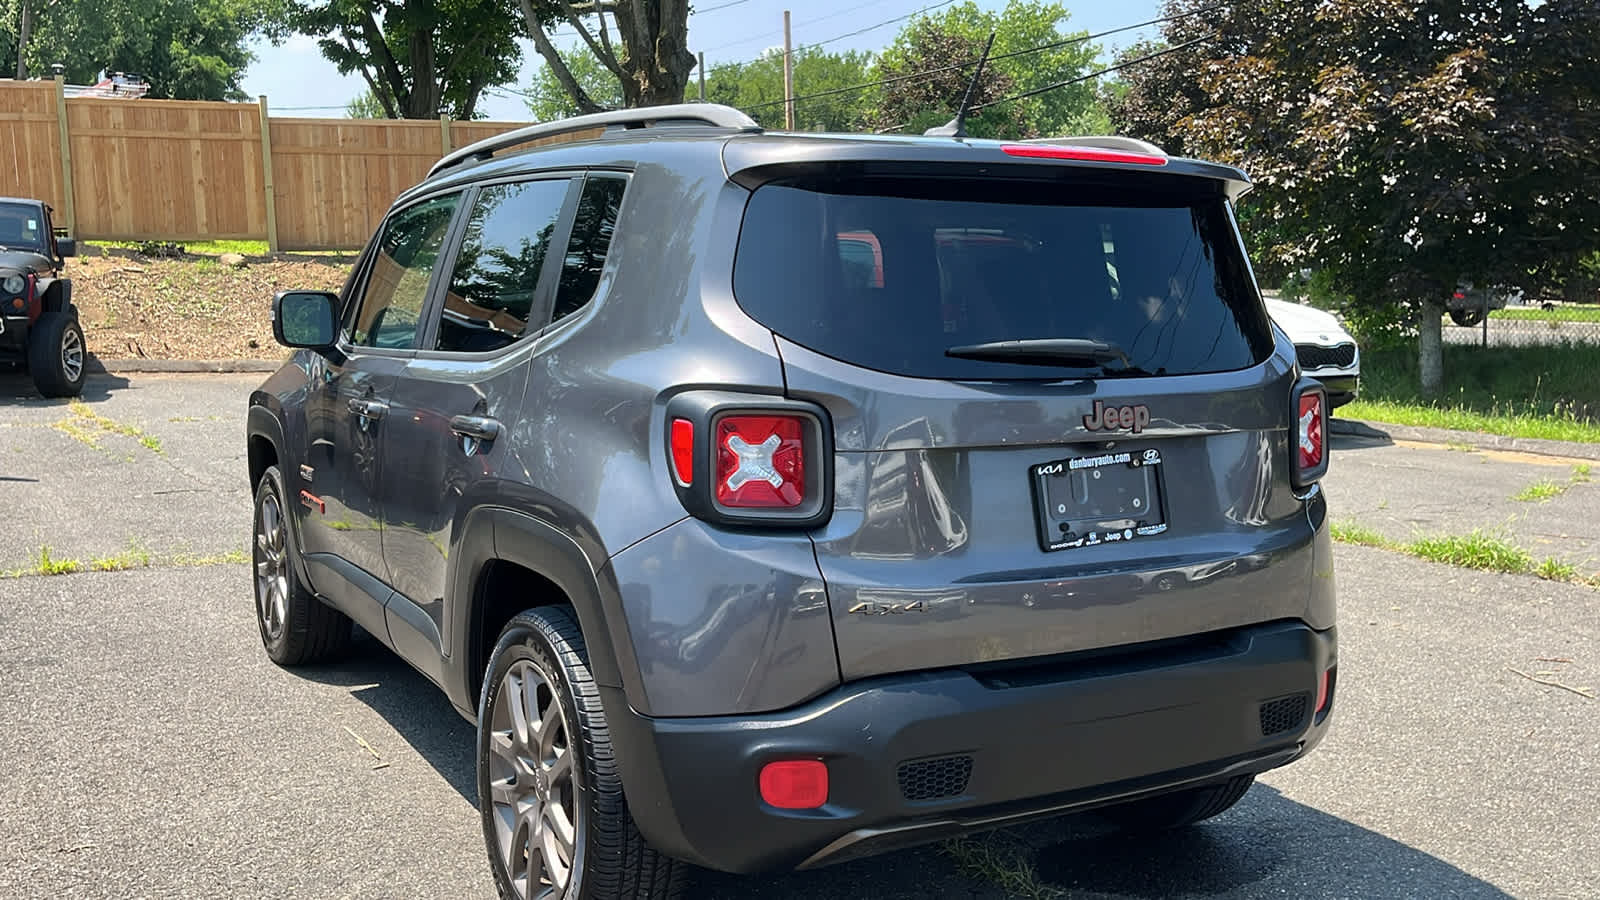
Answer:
3, 373, 1597, 899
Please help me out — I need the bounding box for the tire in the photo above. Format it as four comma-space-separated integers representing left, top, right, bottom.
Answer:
252, 465, 351, 665
478, 606, 686, 900
1449, 308, 1485, 327
1097, 775, 1254, 832
27, 310, 86, 397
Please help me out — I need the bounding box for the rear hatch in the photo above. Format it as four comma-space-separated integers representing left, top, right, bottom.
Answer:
730, 157, 1321, 680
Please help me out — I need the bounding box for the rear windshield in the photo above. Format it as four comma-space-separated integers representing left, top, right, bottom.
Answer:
732, 177, 1273, 380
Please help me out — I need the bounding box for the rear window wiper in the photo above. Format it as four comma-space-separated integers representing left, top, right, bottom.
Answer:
945, 338, 1144, 373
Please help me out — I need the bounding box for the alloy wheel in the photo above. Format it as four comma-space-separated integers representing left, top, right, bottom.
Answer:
487, 659, 583, 899
60, 327, 83, 383
254, 490, 289, 643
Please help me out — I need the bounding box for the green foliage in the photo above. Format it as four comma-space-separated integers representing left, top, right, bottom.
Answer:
1351, 344, 1600, 427
1512, 480, 1566, 503
345, 90, 389, 119
909, 0, 1105, 137
704, 47, 875, 132
519, 0, 695, 111
525, 44, 624, 122
5, 0, 272, 100
279, 0, 524, 119
871, 15, 1027, 137
1409, 531, 1535, 574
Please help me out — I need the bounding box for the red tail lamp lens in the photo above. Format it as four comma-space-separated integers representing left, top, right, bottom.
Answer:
669, 418, 694, 486
715, 414, 806, 508
759, 760, 828, 809
1001, 144, 1167, 166
1297, 390, 1325, 473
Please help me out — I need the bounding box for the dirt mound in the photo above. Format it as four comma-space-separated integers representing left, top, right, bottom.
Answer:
67, 252, 351, 360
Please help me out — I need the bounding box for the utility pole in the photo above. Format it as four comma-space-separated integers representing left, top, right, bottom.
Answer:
782, 10, 795, 130
16, 0, 33, 80
698, 51, 706, 102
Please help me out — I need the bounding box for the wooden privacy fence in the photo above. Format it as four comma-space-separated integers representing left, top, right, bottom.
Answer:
0, 79, 527, 251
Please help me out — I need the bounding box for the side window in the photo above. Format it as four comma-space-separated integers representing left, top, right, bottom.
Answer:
348, 193, 460, 350
435, 179, 570, 353
551, 175, 627, 324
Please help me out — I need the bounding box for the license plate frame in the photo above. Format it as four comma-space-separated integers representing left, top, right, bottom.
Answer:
1029, 447, 1169, 552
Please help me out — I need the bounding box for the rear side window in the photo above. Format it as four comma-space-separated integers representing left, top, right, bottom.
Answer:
552, 174, 627, 323
436, 179, 570, 353
349, 192, 460, 350
732, 178, 1273, 380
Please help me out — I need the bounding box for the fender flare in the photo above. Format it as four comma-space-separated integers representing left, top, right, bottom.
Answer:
444, 506, 636, 718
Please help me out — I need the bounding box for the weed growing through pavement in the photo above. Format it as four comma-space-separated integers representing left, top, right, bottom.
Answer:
942, 836, 1062, 900
1513, 479, 1567, 502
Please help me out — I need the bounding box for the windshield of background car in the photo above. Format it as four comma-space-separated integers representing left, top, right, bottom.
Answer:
732, 176, 1275, 380
0, 203, 46, 251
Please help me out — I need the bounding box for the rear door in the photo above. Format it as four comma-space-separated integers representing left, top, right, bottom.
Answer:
378, 173, 602, 680
731, 172, 1316, 680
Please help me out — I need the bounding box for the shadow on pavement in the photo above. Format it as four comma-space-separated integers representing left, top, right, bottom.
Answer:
0, 370, 132, 403
1331, 417, 1394, 454
292, 629, 478, 805
289, 633, 1511, 900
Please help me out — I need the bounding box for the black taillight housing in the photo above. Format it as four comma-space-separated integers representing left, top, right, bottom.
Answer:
664, 390, 833, 529
1291, 378, 1329, 489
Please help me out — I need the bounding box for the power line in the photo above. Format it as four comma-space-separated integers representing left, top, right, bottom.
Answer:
737, 4, 1223, 113
969, 32, 1217, 112
800, 0, 958, 51
704, 0, 947, 54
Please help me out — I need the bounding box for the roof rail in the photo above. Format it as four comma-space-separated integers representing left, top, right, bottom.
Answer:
428, 103, 762, 178
1016, 135, 1167, 157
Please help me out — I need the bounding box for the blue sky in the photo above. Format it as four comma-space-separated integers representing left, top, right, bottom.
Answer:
241, 0, 1163, 120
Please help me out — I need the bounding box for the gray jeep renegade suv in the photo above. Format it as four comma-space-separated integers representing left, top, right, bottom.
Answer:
246, 104, 1337, 898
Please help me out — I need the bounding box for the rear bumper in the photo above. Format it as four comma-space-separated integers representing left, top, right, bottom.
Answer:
1309, 373, 1358, 406
607, 619, 1336, 874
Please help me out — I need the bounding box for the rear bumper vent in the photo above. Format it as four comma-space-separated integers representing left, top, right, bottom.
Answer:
897, 754, 973, 802
1259, 693, 1311, 737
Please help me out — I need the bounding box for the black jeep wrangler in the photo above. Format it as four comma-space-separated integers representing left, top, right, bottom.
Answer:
0, 197, 83, 397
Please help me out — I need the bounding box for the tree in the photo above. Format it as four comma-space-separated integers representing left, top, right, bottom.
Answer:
909, 1, 1105, 137
1110, 0, 1600, 396
704, 47, 874, 132
345, 90, 389, 118
515, 0, 694, 112
279, 0, 524, 119
4, 0, 272, 100
524, 43, 623, 121
872, 16, 1028, 138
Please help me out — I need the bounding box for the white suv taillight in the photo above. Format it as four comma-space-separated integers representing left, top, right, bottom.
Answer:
1292, 381, 1329, 488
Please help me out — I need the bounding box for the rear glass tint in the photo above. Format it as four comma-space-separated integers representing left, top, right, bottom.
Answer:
732, 178, 1273, 380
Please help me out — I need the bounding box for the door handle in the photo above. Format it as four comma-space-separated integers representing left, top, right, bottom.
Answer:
449, 414, 502, 442
347, 398, 388, 420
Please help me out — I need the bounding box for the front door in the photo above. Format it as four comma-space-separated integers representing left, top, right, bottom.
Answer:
378, 175, 583, 676
295, 191, 463, 630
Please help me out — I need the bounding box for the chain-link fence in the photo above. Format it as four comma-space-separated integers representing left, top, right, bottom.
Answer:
1441, 290, 1600, 349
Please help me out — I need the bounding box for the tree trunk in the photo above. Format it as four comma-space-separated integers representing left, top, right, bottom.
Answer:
1418, 297, 1444, 397
16, 0, 32, 80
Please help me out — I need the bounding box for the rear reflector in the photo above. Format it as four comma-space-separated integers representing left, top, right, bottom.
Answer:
1001, 144, 1167, 166
1316, 669, 1331, 713
715, 414, 806, 508
759, 760, 828, 809
669, 418, 694, 486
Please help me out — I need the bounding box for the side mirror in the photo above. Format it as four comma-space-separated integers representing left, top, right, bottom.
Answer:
273, 290, 339, 350
56, 238, 76, 258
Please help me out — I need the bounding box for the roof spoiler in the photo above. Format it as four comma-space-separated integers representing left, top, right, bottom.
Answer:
1015, 135, 1168, 158
428, 103, 762, 178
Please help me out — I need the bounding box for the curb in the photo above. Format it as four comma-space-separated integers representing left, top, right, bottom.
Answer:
86, 357, 281, 375
1332, 418, 1600, 462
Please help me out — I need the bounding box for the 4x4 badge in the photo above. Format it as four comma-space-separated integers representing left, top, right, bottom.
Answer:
1083, 400, 1151, 434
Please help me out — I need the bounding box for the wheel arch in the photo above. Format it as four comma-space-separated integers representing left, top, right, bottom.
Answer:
446, 506, 637, 722
38, 276, 70, 313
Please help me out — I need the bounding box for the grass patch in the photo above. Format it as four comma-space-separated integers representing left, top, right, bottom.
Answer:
52, 401, 165, 456
1343, 344, 1600, 443
1573, 463, 1593, 483
168, 549, 250, 567
942, 837, 1061, 900
1491, 306, 1600, 324
32, 546, 82, 576
91, 543, 153, 572
1513, 479, 1567, 502
1329, 522, 1595, 587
